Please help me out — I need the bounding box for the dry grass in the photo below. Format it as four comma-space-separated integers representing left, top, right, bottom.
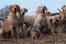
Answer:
0, 34, 66, 44
0, 26, 66, 44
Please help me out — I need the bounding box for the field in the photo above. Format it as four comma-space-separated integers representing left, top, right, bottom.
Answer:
0, 33, 66, 44
0, 26, 66, 44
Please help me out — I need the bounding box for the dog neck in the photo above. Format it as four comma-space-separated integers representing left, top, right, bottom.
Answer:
63, 11, 66, 19
38, 13, 46, 17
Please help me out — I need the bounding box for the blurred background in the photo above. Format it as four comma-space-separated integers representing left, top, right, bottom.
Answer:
0, 0, 66, 26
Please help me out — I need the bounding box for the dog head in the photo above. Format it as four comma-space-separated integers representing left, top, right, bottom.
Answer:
36, 5, 47, 14
61, 5, 66, 20
9, 5, 20, 13
20, 8, 28, 16
8, 5, 22, 18
31, 30, 40, 39
50, 18, 56, 25
49, 16, 59, 26
61, 5, 66, 11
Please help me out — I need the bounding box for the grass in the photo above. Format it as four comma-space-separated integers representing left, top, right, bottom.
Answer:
57, 26, 62, 33
2, 26, 65, 44
18, 28, 22, 32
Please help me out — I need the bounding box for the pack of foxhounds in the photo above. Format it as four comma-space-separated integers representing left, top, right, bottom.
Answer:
0, 4, 66, 40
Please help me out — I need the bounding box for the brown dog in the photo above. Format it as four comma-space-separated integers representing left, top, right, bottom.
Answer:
0, 5, 21, 39
31, 5, 48, 39
24, 5, 47, 29
0, 5, 28, 39
59, 5, 66, 33
46, 11, 60, 35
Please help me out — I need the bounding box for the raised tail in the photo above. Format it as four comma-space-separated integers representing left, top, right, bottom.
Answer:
0, 29, 3, 35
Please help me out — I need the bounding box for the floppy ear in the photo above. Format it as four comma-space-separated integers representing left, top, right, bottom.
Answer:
36, 6, 40, 14
61, 5, 65, 11
24, 8, 28, 13
16, 5, 20, 11
8, 5, 14, 12
61, 6, 64, 11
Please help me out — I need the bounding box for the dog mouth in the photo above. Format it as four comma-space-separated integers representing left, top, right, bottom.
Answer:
20, 10, 25, 15
40, 8, 45, 13
14, 7, 22, 17
14, 7, 21, 13
14, 8, 17, 13
22, 12, 25, 15
14, 8, 21, 18
20, 11, 25, 15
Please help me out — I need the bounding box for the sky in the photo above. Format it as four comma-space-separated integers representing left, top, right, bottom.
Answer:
0, 0, 66, 15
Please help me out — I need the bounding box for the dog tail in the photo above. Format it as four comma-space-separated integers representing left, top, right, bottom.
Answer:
0, 29, 3, 35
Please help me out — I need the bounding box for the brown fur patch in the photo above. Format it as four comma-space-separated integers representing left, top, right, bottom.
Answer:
36, 5, 47, 15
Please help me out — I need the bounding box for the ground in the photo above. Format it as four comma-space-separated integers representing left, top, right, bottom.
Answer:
0, 26, 66, 44
0, 33, 66, 44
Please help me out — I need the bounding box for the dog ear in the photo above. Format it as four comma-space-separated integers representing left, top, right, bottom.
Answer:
61, 5, 65, 11
23, 8, 28, 13
16, 5, 20, 11
8, 5, 14, 12
9, 5, 20, 12
36, 6, 41, 15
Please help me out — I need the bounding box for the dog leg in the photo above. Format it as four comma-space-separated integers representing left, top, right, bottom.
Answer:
13, 27, 17, 38
51, 27, 56, 35
16, 25, 19, 39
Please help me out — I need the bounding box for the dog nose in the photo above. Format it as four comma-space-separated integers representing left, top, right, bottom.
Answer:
22, 12, 25, 15
14, 8, 17, 12
54, 21, 57, 25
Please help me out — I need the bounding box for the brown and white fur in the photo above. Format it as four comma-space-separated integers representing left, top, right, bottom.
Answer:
0, 5, 21, 39
46, 11, 60, 35
59, 5, 66, 33
31, 5, 48, 39
0, 5, 28, 39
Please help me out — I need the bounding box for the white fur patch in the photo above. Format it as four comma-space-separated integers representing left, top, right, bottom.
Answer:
16, 12, 20, 18
8, 15, 13, 24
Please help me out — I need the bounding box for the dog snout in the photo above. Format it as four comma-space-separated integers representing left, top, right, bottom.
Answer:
41, 8, 45, 13
42, 9, 45, 11
22, 12, 25, 15
54, 21, 57, 24
14, 8, 17, 12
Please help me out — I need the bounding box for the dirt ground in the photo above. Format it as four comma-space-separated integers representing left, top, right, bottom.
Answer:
0, 33, 66, 44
